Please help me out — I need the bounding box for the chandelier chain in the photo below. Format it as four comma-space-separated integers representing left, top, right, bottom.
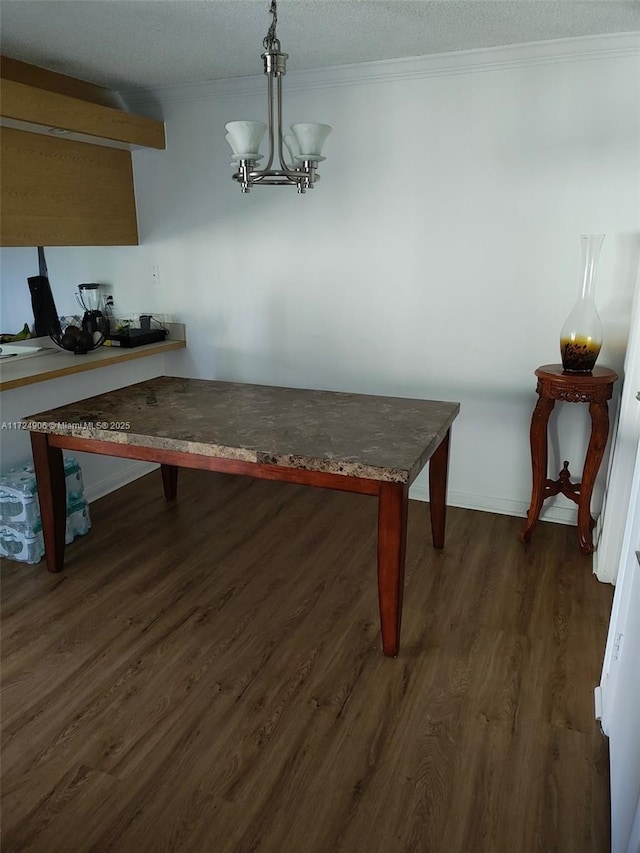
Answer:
263, 0, 278, 51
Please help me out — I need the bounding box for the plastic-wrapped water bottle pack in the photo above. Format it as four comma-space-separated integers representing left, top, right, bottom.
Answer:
0, 456, 91, 564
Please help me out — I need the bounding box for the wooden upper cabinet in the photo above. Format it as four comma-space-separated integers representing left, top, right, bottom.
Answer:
0, 56, 165, 247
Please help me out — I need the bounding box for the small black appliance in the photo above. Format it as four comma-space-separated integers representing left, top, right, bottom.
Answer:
77, 283, 109, 336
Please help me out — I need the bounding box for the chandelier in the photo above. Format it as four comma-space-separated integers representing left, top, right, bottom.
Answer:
225, 0, 331, 194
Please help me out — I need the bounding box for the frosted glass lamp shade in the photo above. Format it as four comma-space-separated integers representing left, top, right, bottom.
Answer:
226, 134, 240, 167
225, 121, 267, 158
291, 123, 331, 159
283, 133, 301, 163
225, 133, 240, 156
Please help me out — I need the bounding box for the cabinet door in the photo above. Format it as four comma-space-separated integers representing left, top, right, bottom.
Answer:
0, 126, 139, 246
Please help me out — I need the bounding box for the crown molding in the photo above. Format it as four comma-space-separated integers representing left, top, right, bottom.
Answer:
121, 32, 640, 110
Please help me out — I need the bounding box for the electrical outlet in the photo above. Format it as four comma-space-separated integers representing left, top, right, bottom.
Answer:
150, 264, 160, 286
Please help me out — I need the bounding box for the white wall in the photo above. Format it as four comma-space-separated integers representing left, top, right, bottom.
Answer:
2, 35, 639, 522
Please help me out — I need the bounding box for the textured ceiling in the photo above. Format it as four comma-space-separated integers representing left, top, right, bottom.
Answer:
1, 1, 639, 91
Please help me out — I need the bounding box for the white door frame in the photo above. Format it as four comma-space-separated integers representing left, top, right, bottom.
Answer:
598, 435, 640, 852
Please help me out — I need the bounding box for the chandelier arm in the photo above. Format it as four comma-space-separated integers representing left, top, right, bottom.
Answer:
233, 164, 305, 180
250, 168, 305, 182
232, 171, 320, 187
251, 176, 317, 186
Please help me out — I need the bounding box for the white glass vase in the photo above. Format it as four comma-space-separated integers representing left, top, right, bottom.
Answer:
560, 234, 605, 373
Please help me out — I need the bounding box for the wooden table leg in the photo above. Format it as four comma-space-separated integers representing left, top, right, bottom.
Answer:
161, 464, 179, 500
377, 481, 409, 657
429, 429, 450, 549
577, 401, 610, 554
30, 433, 66, 572
520, 395, 556, 544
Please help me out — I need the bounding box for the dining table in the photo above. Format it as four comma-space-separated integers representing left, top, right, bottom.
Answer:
24, 376, 459, 656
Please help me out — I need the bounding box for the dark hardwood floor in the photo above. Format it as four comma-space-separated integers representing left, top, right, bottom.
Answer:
1, 468, 613, 852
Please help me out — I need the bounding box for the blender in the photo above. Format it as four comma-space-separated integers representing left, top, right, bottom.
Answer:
77, 283, 108, 335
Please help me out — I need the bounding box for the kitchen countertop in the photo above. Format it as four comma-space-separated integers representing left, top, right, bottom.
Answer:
0, 326, 186, 391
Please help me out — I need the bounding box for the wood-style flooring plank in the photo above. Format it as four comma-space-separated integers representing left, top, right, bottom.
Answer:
1, 468, 613, 852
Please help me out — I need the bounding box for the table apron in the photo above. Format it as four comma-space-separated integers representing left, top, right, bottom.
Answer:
44, 433, 383, 496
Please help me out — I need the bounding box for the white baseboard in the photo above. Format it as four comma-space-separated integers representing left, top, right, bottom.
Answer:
84, 461, 158, 504
409, 483, 578, 526
83, 462, 578, 527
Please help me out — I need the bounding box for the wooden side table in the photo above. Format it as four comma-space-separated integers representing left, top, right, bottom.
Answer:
520, 364, 618, 554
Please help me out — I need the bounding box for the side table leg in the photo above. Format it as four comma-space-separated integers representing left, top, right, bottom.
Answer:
161, 464, 179, 500
577, 401, 610, 554
520, 395, 555, 543
429, 429, 450, 549
30, 433, 66, 572
377, 482, 409, 657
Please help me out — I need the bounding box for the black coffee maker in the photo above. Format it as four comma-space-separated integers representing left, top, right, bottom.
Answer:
77, 283, 109, 335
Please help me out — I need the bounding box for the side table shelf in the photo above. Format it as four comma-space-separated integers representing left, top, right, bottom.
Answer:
520, 364, 619, 554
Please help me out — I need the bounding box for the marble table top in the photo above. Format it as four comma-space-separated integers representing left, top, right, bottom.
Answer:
23, 377, 460, 484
